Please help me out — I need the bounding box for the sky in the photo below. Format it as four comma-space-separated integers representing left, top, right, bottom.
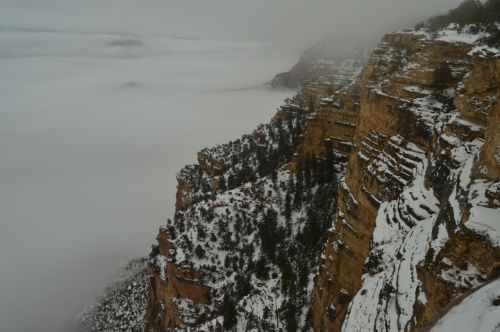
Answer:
1, 0, 463, 48
0, 0, 464, 331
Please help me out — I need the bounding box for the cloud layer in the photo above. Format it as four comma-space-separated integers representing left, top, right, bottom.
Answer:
0, 28, 294, 331
1, 0, 463, 48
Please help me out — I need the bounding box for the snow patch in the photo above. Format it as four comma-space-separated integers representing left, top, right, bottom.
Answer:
431, 278, 500, 332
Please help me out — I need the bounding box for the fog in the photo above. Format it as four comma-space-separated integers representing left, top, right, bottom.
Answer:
2, 0, 463, 48
0, 1, 463, 331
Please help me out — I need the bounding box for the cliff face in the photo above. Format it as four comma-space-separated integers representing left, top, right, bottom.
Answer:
146, 54, 363, 331
145, 24, 499, 332
271, 43, 365, 89
287, 63, 361, 171
311, 27, 500, 331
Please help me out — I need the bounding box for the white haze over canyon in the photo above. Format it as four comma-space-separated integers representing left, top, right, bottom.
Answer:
0, 0, 464, 331
0, 29, 295, 332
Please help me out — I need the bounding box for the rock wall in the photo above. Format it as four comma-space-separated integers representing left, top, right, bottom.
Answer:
311, 28, 500, 331
146, 228, 211, 330
288, 77, 361, 172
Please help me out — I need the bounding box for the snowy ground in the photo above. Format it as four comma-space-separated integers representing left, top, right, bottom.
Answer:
431, 278, 500, 332
0, 27, 296, 332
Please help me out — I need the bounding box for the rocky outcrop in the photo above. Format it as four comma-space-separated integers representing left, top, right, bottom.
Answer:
146, 228, 211, 330
311, 26, 500, 331
271, 43, 365, 89
288, 71, 361, 171
175, 153, 225, 213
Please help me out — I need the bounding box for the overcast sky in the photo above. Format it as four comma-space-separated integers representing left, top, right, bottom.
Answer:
1, 0, 463, 49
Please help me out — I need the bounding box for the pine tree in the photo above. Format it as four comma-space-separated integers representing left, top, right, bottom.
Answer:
195, 244, 205, 259
448, 0, 484, 26
433, 62, 454, 108
218, 176, 226, 191
282, 300, 298, 332
197, 224, 206, 240
149, 244, 160, 259
324, 140, 336, 183
258, 209, 279, 259
235, 274, 251, 297
284, 193, 292, 222
222, 293, 237, 330
255, 255, 269, 280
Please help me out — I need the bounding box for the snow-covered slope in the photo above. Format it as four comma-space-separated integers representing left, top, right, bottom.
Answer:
75, 259, 148, 331
431, 278, 500, 332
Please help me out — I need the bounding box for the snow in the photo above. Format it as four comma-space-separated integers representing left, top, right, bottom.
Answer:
343, 158, 439, 331
466, 180, 500, 247
453, 117, 483, 132
468, 205, 500, 246
468, 45, 500, 58
358, 151, 370, 162
75, 258, 148, 332
161, 162, 336, 329
448, 186, 462, 226
155, 255, 168, 281
431, 278, 500, 332
404, 85, 431, 95
440, 261, 486, 288
436, 24, 487, 44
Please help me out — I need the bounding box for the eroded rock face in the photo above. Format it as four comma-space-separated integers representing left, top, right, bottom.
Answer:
146, 25, 499, 332
146, 228, 211, 330
288, 79, 361, 172
311, 28, 500, 331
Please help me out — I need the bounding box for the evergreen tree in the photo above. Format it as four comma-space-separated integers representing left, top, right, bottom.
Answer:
218, 176, 226, 191
149, 244, 160, 259
448, 0, 484, 26
433, 62, 454, 108
324, 140, 336, 183
255, 255, 269, 280
235, 274, 251, 297
282, 300, 298, 332
222, 293, 237, 330
263, 306, 270, 320
197, 224, 206, 240
284, 193, 292, 222
484, 0, 500, 22
195, 244, 205, 259
294, 165, 304, 209
258, 209, 279, 259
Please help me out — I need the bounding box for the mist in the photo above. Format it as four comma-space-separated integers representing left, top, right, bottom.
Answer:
0, 1, 463, 331
1, 0, 463, 48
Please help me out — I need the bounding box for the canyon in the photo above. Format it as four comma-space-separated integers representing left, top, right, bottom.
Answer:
76, 18, 500, 332
145, 23, 499, 331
